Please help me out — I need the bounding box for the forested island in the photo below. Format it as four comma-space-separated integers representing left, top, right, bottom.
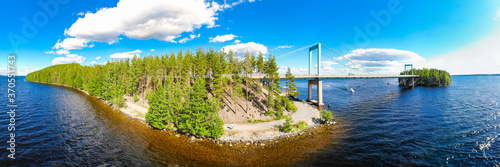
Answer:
399, 68, 452, 87
27, 48, 299, 139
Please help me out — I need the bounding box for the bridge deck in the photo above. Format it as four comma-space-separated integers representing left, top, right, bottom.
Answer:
252, 75, 419, 80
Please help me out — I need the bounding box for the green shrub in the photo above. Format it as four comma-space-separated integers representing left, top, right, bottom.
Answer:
133, 94, 140, 102
281, 115, 294, 132
294, 120, 308, 131
264, 110, 274, 116
274, 110, 285, 120
286, 100, 297, 113
320, 110, 333, 123
112, 96, 126, 108
274, 98, 284, 112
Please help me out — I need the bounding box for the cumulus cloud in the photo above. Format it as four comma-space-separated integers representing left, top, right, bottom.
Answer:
221, 42, 268, 56
321, 61, 338, 72
416, 32, 500, 75
342, 48, 424, 73
96, 56, 101, 60
209, 34, 237, 43
53, 38, 93, 50
150, 49, 155, 52
56, 0, 230, 50
56, 50, 69, 55
234, 40, 241, 44
276, 45, 293, 49
91, 61, 97, 65
52, 54, 86, 65
45, 49, 70, 55
179, 34, 201, 43
278, 66, 308, 75
110, 49, 142, 59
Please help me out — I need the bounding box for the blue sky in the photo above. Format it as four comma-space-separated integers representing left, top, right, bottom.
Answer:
1, 0, 500, 75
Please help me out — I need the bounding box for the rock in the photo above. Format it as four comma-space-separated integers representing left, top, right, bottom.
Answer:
260, 143, 265, 146
175, 134, 180, 137
246, 143, 250, 146
190, 136, 196, 143
229, 144, 233, 147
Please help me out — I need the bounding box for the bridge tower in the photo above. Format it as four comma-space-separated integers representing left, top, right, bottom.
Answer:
403, 64, 414, 88
307, 43, 324, 109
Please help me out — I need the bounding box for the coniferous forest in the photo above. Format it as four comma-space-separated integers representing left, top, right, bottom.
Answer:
26, 48, 299, 138
399, 68, 452, 87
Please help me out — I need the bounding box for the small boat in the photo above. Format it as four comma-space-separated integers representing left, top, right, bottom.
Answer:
348, 88, 355, 92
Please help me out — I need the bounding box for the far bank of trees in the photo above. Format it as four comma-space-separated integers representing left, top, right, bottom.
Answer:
399, 68, 452, 87
26, 48, 298, 138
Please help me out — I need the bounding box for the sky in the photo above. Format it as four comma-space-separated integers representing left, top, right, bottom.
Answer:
1, 0, 500, 75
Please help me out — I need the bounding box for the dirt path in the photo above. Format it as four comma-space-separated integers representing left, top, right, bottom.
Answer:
119, 102, 148, 121
223, 101, 320, 132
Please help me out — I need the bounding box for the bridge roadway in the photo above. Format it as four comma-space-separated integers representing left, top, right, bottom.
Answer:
251, 75, 420, 80
252, 74, 420, 110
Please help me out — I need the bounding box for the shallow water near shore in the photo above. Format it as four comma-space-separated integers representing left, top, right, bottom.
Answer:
1, 75, 499, 166
0, 76, 341, 166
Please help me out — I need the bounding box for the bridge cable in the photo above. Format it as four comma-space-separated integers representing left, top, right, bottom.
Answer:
276, 43, 318, 60
321, 44, 365, 70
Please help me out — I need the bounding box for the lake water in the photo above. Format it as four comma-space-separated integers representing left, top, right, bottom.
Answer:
1, 75, 499, 166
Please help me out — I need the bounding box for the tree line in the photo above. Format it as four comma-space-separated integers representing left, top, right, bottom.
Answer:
26, 47, 299, 138
399, 68, 452, 87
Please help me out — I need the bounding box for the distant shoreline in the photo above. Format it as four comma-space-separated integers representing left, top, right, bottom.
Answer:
451, 74, 500, 76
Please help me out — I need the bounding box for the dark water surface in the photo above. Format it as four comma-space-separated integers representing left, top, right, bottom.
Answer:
1, 75, 499, 166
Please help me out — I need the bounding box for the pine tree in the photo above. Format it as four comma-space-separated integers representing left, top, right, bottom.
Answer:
257, 52, 264, 78
286, 67, 299, 97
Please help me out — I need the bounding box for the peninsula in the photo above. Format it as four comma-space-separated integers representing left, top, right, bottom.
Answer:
26, 48, 331, 142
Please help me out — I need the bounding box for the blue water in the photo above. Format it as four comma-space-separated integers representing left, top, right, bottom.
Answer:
1, 75, 499, 166
294, 75, 500, 166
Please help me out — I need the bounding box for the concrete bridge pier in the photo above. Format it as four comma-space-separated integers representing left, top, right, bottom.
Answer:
307, 80, 324, 110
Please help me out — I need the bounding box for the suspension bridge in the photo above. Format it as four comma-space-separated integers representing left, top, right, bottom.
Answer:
254, 43, 419, 110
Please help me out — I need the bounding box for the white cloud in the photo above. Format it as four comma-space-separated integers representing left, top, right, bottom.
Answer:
91, 61, 97, 65
45, 49, 70, 55
77, 12, 85, 16
221, 42, 268, 56
96, 56, 101, 60
56, 50, 69, 55
321, 61, 338, 72
110, 49, 142, 59
234, 40, 241, 44
150, 49, 155, 52
416, 32, 500, 75
53, 38, 92, 50
278, 66, 308, 75
179, 34, 201, 43
52, 54, 86, 65
56, 0, 229, 50
276, 45, 293, 49
343, 48, 424, 73
209, 34, 237, 43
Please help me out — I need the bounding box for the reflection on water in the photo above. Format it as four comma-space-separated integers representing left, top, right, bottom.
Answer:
1, 75, 499, 166
0, 77, 341, 166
